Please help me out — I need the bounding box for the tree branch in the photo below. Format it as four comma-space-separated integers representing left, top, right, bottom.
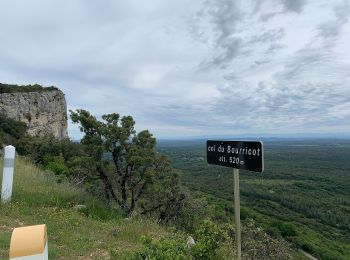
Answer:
96, 165, 121, 206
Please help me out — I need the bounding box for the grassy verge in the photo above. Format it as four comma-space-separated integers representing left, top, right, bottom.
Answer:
0, 157, 166, 259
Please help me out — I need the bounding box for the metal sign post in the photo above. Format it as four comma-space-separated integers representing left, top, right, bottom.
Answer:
206, 140, 264, 260
233, 168, 241, 260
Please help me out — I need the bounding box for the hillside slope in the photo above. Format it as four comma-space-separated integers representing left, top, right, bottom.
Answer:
0, 156, 308, 259
0, 157, 166, 259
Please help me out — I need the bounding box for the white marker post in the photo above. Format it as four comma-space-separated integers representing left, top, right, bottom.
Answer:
1, 145, 16, 203
233, 168, 241, 260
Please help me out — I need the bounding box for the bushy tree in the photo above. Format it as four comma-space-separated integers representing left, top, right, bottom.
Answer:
140, 167, 186, 223
70, 109, 184, 217
0, 114, 27, 145
0, 130, 4, 146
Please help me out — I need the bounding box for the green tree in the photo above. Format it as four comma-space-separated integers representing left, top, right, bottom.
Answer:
70, 109, 183, 216
140, 166, 186, 223
0, 129, 4, 146
0, 114, 27, 143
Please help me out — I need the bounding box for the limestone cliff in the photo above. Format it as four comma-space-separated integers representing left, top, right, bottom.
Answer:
0, 84, 68, 140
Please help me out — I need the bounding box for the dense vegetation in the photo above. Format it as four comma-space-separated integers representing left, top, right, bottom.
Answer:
0, 83, 59, 93
3, 110, 184, 224
0, 114, 27, 145
158, 139, 350, 260
0, 111, 299, 259
0, 157, 168, 258
0, 157, 295, 259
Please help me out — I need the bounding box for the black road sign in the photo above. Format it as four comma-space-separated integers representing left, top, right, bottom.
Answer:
207, 140, 264, 172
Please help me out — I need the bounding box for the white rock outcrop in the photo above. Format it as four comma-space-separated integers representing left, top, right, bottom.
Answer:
0, 89, 68, 139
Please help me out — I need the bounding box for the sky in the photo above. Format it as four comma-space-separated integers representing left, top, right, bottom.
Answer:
0, 0, 349, 139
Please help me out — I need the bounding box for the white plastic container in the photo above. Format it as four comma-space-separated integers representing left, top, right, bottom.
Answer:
9, 224, 48, 260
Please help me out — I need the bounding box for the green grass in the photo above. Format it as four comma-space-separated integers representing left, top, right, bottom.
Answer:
0, 157, 166, 259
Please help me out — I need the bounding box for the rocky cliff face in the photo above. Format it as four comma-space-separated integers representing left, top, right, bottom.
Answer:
0, 88, 68, 140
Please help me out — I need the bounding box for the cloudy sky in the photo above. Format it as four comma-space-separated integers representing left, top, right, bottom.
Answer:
1, 0, 350, 139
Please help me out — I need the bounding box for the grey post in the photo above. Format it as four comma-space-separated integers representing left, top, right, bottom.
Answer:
234, 168, 241, 260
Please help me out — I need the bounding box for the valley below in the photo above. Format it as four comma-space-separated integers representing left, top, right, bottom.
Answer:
158, 138, 350, 260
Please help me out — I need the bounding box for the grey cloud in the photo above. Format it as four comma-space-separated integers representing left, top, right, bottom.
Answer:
252, 0, 306, 15
259, 47, 350, 126
259, 12, 281, 22
281, 0, 305, 13
205, 0, 242, 44
249, 28, 285, 43
194, 0, 243, 68
265, 44, 285, 54
210, 38, 242, 68
279, 50, 326, 80
186, 0, 350, 135
256, 0, 305, 22
251, 1, 264, 14
195, 3, 350, 134
0, 0, 349, 138
194, 1, 286, 69
251, 59, 271, 69
334, 0, 350, 22
211, 78, 349, 133
318, 0, 350, 39
318, 22, 343, 38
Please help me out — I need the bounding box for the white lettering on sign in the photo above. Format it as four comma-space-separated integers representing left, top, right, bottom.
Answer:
207, 145, 216, 152
227, 146, 260, 156
207, 140, 264, 172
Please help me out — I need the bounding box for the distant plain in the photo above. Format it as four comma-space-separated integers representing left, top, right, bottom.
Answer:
158, 139, 350, 260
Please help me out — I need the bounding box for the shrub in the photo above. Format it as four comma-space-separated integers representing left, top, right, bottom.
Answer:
46, 158, 70, 176
79, 199, 124, 221
0, 114, 27, 141
0, 83, 58, 93
269, 220, 297, 238
140, 235, 188, 260
15, 135, 83, 166
137, 220, 227, 259
241, 219, 293, 259
192, 220, 227, 259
